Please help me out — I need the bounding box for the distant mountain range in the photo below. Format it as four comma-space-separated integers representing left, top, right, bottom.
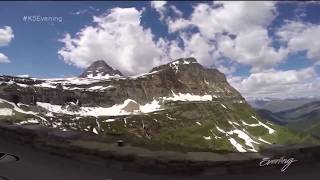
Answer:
0, 58, 318, 152
249, 98, 319, 113
255, 100, 320, 138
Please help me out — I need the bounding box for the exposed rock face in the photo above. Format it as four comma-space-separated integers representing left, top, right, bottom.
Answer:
79, 60, 123, 78
121, 100, 140, 113
0, 57, 244, 107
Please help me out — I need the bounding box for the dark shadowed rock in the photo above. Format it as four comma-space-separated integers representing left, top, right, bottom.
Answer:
79, 60, 123, 78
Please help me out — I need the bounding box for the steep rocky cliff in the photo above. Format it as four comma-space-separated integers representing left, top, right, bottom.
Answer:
0, 58, 243, 107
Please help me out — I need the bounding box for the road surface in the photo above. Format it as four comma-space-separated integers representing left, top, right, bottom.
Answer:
0, 136, 319, 180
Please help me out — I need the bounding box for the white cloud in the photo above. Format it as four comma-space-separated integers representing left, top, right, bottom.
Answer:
72, 6, 101, 15
0, 53, 10, 63
170, 5, 183, 17
228, 67, 319, 100
171, 1, 277, 36
277, 20, 320, 63
57, 2, 320, 100
167, 18, 192, 33
179, 33, 218, 66
0, 26, 14, 47
165, 1, 287, 72
156, 32, 220, 68
0, 26, 14, 63
150, 1, 167, 21
218, 27, 288, 72
59, 7, 167, 75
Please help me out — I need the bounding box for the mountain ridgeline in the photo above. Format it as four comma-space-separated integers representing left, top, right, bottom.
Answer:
0, 58, 243, 107
256, 101, 320, 138
0, 58, 318, 152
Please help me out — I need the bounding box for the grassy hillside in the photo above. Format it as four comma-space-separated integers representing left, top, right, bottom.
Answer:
1, 99, 319, 153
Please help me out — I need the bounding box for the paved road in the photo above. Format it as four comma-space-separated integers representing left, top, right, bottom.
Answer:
0, 137, 319, 180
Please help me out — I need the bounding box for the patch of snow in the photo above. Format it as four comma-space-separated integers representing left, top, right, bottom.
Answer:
34, 82, 56, 89
258, 121, 275, 134
16, 83, 28, 88
196, 121, 202, 126
203, 136, 211, 140
241, 121, 260, 127
17, 75, 30, 78
212, 95, 218, 98
0, 108, 14, 116
221, 104, 227, 109
167, 115, 175, 120
140, 100, 162, 113
216, 126, 226, 133
131, 70, 160, 79
88, 86, 104, 90
228, 138, 247, 152
87, 73, 121, 80
242, 120, 275, 135
37, 99, 147, 117
258, 137, 272, 144
103, 119, 116, 122
204, 79, 209, 85
93, 128, 99, 134
96, 119, 101, 129
228, 129, 259, 152
233, 122, 240, 126
0, 98, 37, 115
210, 129, 222, 139
228, 121, 240, 126
169, 61, 180, 73
163, 91, 212, 102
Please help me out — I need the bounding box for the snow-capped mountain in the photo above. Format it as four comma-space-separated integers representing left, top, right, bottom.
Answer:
79, 60, 123, 79
0, 58, 318, 153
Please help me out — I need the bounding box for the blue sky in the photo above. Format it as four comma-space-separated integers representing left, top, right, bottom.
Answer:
0, 1, 320, 99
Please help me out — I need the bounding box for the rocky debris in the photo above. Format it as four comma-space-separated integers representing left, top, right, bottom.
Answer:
79, 60, 123, 78
121, 100, 140, 113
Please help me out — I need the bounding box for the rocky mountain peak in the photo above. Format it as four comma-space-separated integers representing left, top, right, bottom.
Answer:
150, 57, 200, 73
79, 60, 123, 79
149, 57, 227, 83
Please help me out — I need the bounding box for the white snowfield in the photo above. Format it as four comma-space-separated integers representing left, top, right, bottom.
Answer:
163, 91, 213, 102
33, 79, 116, 91
36, 99, 163, 117
1, 89, 221, 118
140, 100, 162, 113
